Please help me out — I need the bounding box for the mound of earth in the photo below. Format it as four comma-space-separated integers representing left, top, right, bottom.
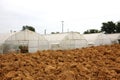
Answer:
0, 44, 120, 80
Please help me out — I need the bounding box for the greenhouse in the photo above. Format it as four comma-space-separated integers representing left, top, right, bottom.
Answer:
106, 33, 120, 44
4, 29, 49, 53
0, 30, 117, 54
44, 32, 88, 50
0, 33, 14, 53
83, 33, 112, 46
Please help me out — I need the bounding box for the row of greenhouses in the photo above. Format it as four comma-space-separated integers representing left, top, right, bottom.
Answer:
0, 29, 120, 53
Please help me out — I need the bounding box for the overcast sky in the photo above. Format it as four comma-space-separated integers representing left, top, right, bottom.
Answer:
0, 0, 120, 34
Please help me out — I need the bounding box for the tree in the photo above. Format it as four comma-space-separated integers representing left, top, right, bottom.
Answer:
84, 29, 101, 34
116, 22, 120, 33
101, 21, 116, 34
51, 32, 60, 34
51, 32, 55, 34
22, 25, 35, 32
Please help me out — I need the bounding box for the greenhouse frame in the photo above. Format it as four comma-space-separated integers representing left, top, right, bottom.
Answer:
0, 30, 119, 54
106, 33, 120, 44
0, 33, 14, 53
3, 30, 49, 53
44, 32, 88, 50
83, 33, 112, 46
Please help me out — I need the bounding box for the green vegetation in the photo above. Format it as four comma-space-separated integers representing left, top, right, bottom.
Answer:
84, 29, 101, 34
22, 25, 35, 32
84, 21, 120, 34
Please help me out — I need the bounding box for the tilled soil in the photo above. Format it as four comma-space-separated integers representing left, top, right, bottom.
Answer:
0, 44, 120, 80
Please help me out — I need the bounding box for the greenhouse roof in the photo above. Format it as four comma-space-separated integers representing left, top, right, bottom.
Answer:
44, 32, 84, 41
44, 33, 68, 41
83, 33, 103, 42
106, 33, 120, 41
0, 33, 14, 45
6, 29, 47, 41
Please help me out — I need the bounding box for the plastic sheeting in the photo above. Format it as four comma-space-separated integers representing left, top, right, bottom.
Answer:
44, 32, 88, 50
84, 33, 112, 46
4, 30, 49, 53
106, 33, 120, 44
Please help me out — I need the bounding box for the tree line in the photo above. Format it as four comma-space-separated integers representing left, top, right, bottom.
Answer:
21, 21, 120, 34
84, 21, 120, 34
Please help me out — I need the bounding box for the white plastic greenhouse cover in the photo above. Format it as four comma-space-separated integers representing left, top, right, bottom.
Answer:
44, 33, 68, 43
44, 32, 88, 50
5, 29, 49, 53
106, 33, 120, 44
61, 32, 88, 49
0, 33, 14, 53
83, 33, 112, 46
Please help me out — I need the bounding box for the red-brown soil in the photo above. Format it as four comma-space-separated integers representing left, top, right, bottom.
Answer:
0, 44, 120, 80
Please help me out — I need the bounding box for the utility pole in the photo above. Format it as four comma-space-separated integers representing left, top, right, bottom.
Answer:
61, 21, 64, 33
44, 29, 46, 35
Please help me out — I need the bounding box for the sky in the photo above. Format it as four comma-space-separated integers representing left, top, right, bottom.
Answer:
0, 0, 120, 34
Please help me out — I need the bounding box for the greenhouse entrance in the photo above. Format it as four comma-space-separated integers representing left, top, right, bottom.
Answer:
18, 41, 29, 53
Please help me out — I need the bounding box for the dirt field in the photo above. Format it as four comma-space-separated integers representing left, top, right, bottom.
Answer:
0, 44, 120, 80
